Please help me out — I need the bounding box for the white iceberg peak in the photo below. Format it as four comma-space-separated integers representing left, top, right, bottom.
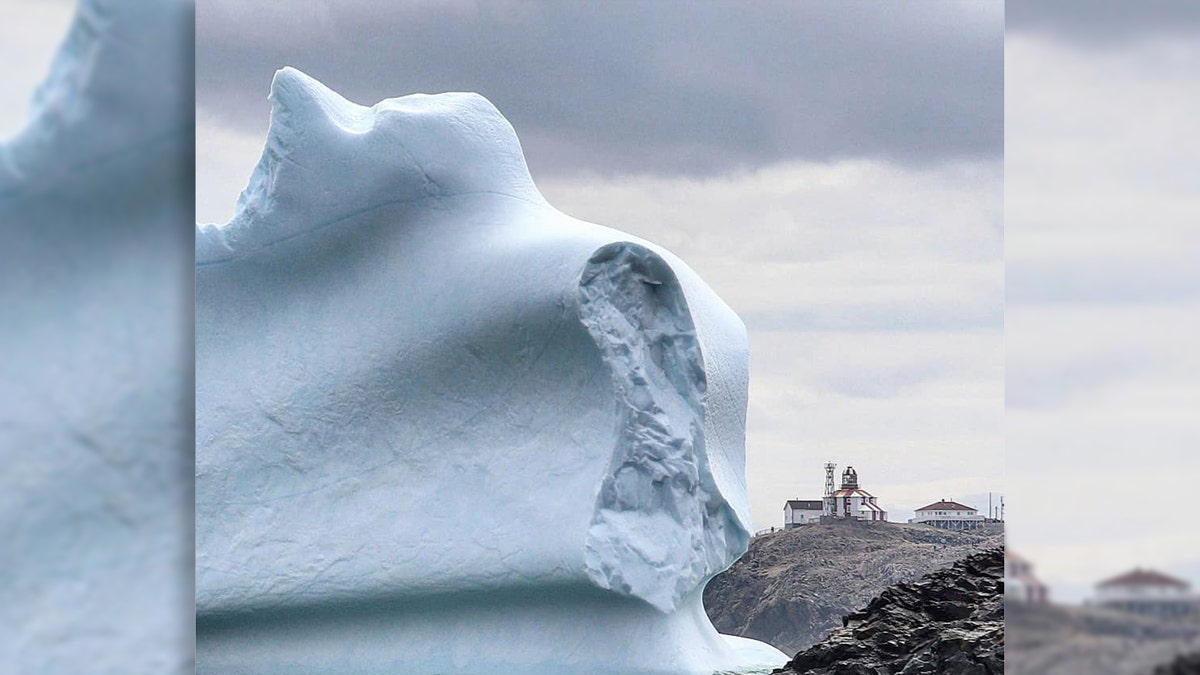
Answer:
197, 67, 546, 264
0, 0, 191, 197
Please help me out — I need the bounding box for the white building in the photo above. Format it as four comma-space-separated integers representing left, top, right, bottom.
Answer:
1005, 550, 1050, 603
909, 499, 986, 530
1093, 568, 1197, 617
783, 500, 824, 528
828, 467, 887, 522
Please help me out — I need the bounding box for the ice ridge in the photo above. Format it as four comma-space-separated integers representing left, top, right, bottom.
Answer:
580, 242, 748, 613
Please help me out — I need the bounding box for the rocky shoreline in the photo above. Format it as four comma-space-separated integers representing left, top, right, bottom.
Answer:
705, 521, 1002, 654
1152, 652, 1200, 675
771, 547, 1003, 675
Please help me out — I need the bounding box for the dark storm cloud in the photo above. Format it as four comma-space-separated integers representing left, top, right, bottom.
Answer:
1008, 0, 1200, 45
197, 1, 1001, 177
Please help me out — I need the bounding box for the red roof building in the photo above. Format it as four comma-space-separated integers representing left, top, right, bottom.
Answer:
1098, 568, 1190, 590
828, 467, 888, 522
1094, 567, 1197, 618
1005, 550, 1050, 604
909, 499, 985, 531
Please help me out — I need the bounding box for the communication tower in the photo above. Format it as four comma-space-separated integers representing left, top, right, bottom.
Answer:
823, 462, 836, 516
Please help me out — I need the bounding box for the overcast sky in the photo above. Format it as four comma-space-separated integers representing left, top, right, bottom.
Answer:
196, 1, 1004, 530
1006, 5, 1200, 602
197, 1, 1001, 179
7, 0, 1195, 614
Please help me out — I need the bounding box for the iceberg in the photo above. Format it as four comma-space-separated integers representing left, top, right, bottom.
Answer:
196, 68, 784, 674
0, 0, 193, 672
0, 0, 192, 195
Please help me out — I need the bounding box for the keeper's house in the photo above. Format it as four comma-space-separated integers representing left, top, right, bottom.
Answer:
783, 500, 824, 529
908, 499, 986, 531
1093, 568, 1198, 618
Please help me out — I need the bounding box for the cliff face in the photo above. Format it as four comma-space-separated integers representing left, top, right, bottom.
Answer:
772, 547, 1003, 675
703, 521, 1002, 653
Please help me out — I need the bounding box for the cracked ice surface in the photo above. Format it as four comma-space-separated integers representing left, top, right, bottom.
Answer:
0, 0, 193, 672
196, 68, 778, 674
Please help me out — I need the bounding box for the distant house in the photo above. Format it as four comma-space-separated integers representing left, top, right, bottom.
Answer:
783, 500, 824, 529
828, 467, 888, 522
1093, 568, 1197, 618
1005, 550, 1050, 603
909, 499, 986, 531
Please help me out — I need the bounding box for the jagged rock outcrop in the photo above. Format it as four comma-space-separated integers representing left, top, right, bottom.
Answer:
704, 521, 1002, 653
773, 547, 1003, 675
1152, 652, 1200, 675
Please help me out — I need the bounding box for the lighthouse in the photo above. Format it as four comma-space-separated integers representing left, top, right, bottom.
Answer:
826, 466, 888, 521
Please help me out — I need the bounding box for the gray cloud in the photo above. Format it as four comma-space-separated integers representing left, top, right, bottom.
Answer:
1005, 351, 1151, 411
1008, 0, 1200, 45
816, 361, 954, 401
197, 0, 1001, 177
742, 302, 1001, 335
1007, 259, 1200, 307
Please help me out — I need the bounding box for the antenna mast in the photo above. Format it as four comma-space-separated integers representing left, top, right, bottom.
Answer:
824, 462, 836, 516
